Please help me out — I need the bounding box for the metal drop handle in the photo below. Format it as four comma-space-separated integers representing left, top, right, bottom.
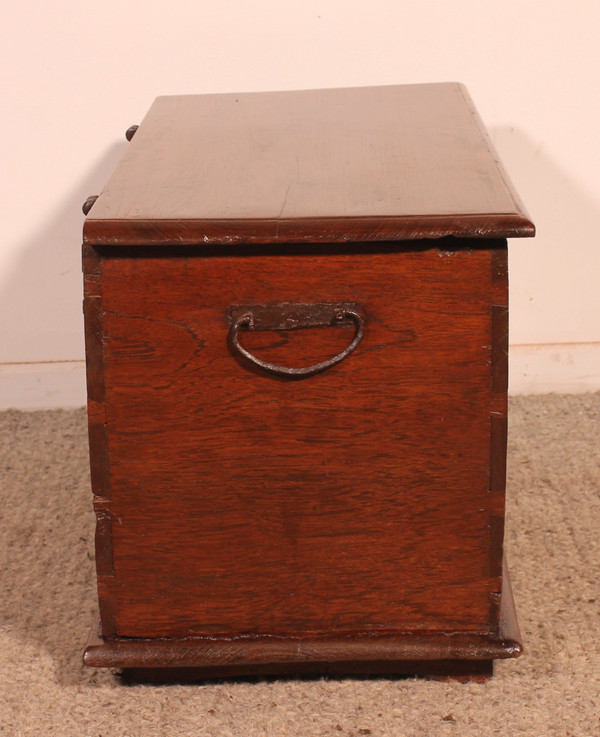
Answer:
230, 306, 364, 378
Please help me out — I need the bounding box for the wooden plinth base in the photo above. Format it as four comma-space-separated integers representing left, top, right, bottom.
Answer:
84, 564, 521, 683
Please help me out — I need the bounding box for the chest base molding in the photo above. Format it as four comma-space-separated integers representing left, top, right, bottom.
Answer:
84, 559, 521, 681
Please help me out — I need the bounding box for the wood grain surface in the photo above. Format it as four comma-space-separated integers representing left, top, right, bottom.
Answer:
84, 240, 507, 642
83, 83, 534, 246
84, 559, 521, 677
82, 83, 529, 673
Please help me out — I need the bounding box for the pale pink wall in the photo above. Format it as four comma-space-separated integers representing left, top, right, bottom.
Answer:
1, 1, 598, 396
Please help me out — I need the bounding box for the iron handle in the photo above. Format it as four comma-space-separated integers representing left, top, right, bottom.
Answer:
229, 305, 364, 378
82, 195, 98, 215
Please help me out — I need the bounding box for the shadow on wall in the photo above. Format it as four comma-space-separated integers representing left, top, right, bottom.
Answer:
2, 126, 599, 366
0, 141, 128, 365
489, 126, 600, 346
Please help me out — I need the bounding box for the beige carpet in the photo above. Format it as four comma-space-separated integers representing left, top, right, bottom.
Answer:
1, 394, 599, 736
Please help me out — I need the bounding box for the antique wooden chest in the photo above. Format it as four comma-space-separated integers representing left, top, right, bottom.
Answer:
82, 83, 535, 680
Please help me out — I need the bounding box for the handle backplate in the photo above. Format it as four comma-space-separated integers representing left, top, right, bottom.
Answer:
228, 302, 364, 378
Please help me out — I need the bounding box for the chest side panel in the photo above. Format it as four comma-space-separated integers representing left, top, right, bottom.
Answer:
89, 245, 502, 638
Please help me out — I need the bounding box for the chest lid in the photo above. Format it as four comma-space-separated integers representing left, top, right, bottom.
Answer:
83, 83, 534, 247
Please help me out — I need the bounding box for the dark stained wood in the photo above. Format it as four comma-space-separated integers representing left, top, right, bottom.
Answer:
83, 247, 116, 633
85, 629, 519, 670
488, 247, 509, 621
83, 84, 534, 247
83, 564, 521, 675
86, 242, 502, 640
82, 85, 533, 677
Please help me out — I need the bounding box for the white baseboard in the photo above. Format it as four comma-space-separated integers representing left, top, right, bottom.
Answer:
1, 345, 598, 410
0, 361, 87, 410
509, 343, 600, 395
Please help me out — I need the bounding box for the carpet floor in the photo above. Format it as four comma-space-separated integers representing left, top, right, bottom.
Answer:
1, 394, 599, 736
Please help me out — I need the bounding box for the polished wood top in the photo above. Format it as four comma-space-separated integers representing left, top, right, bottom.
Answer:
84, 83, 534, 246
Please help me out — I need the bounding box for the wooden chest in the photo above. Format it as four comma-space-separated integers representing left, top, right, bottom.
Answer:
82, 83, 535, 680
